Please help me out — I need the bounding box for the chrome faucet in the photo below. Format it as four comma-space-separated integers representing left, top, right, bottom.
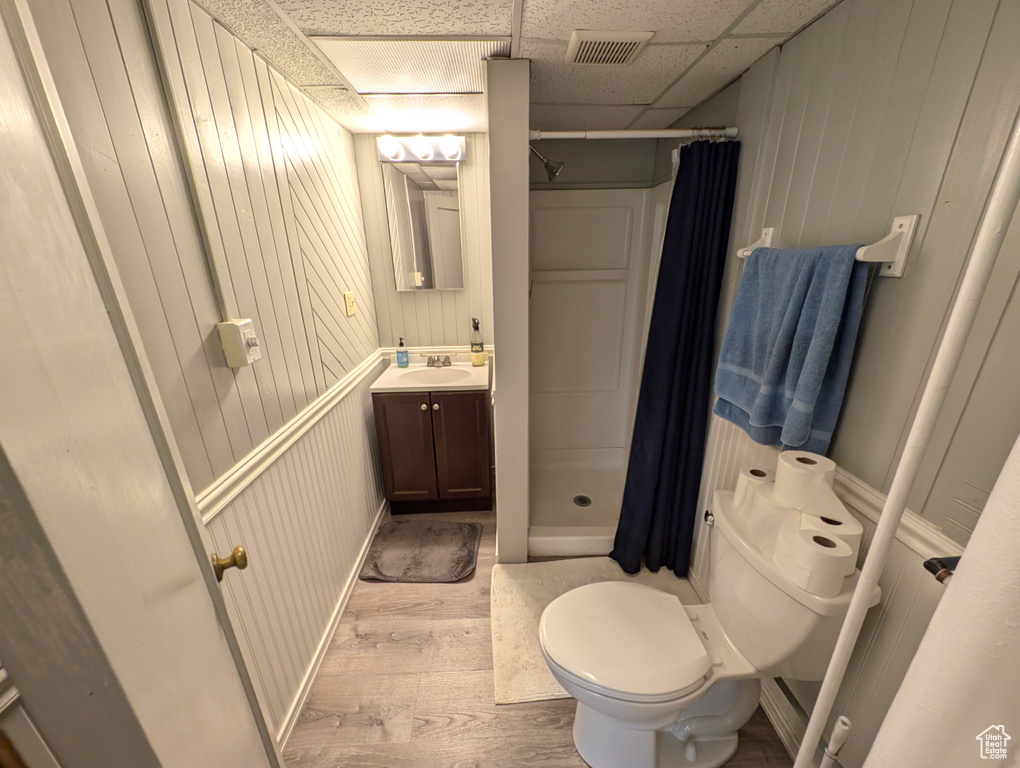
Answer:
419, 354, 452, 367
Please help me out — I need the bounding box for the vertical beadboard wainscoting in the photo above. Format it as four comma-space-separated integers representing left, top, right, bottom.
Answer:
692, 417, 962, 767
196, 355, 388, 746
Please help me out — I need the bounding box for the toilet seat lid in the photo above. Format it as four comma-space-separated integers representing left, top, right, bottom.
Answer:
539, 581, 712, 698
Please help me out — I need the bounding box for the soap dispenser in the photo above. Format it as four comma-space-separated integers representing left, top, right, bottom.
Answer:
470, 318, 484, 367
396, 337, 409, 368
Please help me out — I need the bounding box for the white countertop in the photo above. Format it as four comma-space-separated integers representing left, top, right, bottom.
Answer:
370, 360, 490, 393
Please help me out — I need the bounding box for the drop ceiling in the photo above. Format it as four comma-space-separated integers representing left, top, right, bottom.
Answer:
197, 0, 843, 133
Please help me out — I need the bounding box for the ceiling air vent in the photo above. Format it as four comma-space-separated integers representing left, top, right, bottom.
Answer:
565, 30, 655, 66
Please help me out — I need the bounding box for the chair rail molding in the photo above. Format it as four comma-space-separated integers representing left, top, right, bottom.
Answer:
197, 351, 386, 523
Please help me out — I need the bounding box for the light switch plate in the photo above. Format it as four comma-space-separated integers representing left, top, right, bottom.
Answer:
217, 318, 262, 368
344, 291, 356, 316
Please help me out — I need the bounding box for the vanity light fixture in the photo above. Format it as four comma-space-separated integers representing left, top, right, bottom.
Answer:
439, 134, 462, 160
409, 133, 434, 160
377, 134, 466, 164
377, 134, 404, 161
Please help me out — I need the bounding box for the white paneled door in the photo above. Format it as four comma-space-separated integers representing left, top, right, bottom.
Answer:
0, 5, 276, 767
529, 188, 652, 456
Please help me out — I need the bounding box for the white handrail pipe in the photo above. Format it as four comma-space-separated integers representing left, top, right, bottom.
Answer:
529, 127, 738, 141
792, 100, 1020, 768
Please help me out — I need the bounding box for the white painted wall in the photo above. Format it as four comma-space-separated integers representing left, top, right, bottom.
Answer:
34, 0, 391, 748
710, 0, 1020, 543
35, 0, 381, 492
356, 133, 495, 348
690, 0, 1020, 763
529, 139, 659, 189
487, 59, 531, 563
0, 8, 274, 761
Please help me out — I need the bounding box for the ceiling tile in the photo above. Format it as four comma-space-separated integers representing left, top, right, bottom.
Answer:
732, 0, 841, 35
313, 38, 509, 93
655, 37, 777, 107
530, 104, 645, 131
197, 0, 345, 86
523, 39, 702, 105
276, 0, 514, 36
520, 0, 755, 44
628, 108, 690, 129
348, 94, 488, 133
303, 86, 371, 129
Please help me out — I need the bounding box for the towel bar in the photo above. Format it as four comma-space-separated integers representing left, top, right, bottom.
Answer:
737, 215, 920, 278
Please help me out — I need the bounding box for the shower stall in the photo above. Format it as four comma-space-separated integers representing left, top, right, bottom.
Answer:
528, 179, 674, 556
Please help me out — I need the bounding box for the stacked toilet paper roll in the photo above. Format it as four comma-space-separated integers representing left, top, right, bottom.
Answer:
734, 465, 774, 517
774, 451, 836, 509
773, 521, 855, 597
750, 485, 793, 558
799, 485, 863, 575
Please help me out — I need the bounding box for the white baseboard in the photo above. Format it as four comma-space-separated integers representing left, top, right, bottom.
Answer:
276, 497, 388, 747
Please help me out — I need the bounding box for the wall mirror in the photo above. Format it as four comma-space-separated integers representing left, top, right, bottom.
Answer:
380, 151, 465, 291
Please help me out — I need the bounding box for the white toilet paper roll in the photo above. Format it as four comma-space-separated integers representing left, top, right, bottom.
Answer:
798, 484, 863, 575
734, 465, 774, 517
773, 522, 855, 598
750, 485, 796, 558
774, 451, 837, 509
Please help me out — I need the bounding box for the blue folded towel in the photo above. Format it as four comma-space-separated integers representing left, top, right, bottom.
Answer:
713, 244, 869, 453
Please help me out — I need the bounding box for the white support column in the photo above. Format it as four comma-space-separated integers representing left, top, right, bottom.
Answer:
485, 58, 531, 563
863, 429, 1020, 767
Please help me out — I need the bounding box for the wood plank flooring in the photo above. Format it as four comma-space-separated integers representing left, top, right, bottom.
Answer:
283, 511, 793, 767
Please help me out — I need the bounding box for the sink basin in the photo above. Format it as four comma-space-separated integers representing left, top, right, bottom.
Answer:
395, 367, 473, 386
369, 360, 489, 393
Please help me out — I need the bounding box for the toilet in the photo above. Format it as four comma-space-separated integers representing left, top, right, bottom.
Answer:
539, 490, 881, 768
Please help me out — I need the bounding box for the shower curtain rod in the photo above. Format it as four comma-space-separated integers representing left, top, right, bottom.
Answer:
529, 127, 738, 140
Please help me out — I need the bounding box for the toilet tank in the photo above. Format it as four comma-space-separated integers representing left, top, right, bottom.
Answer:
708, 492, 879, 680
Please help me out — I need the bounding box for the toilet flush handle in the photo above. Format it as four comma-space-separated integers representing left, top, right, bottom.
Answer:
704, 510, 715, 527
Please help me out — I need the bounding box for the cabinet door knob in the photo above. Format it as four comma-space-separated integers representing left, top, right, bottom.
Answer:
433, 403, 440, 411
420, 403, 428, 411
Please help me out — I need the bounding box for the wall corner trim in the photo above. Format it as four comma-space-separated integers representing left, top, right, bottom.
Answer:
197, 350, 386, 524
833, 469, 964, 559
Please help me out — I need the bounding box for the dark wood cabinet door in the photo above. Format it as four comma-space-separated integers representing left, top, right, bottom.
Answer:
372, 393, 438, 501
430, 391, 491, 499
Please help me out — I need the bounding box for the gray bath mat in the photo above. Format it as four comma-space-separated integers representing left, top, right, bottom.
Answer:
359, 520, 483, 583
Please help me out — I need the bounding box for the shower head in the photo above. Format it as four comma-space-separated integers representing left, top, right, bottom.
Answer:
529, 144, 566, 181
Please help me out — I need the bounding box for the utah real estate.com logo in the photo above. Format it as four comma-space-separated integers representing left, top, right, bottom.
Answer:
976, 725, 1011, 760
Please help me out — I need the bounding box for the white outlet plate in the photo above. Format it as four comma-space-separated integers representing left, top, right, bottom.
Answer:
344, 291, 356, 316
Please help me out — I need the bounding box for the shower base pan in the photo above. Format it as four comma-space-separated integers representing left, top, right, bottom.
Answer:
528, 453, 623, 557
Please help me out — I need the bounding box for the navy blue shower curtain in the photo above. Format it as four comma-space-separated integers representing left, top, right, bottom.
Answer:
610, 140, 741, 577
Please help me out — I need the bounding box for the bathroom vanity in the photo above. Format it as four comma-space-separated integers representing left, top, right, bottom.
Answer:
370, 361, 491, 512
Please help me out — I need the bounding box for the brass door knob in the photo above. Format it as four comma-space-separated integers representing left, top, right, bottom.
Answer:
212, 545, 248, 582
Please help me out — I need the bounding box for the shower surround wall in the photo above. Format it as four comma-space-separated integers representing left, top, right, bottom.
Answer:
528, 184, 671, 554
